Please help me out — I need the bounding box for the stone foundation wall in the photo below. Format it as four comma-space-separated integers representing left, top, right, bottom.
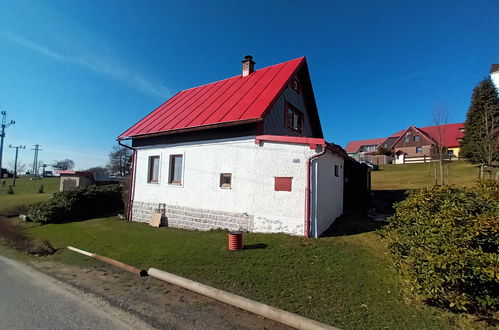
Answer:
131, 201, 254, 232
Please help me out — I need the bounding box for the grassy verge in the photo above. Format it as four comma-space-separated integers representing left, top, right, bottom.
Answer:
0, 176, 59, 214
372, 160, 477, 190
16, 216, 470, 329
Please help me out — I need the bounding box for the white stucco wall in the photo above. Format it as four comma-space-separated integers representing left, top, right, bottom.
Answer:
133, 137, 324, 235
310, 151, 344, 237
491, 71, 499, 94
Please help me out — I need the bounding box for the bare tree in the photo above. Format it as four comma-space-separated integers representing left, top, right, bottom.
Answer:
431, 104, 450, 185
52, 159, 75, 171
107, 146, 132, 176
7, 161, 27, 174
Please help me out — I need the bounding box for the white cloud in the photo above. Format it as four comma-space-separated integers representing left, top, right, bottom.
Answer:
1, 32, 171, 98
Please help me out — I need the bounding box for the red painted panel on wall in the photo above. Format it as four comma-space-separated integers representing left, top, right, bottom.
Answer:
274, 177, 292, 191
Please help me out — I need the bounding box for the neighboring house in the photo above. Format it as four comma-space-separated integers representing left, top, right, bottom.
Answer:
118, 56, 353, 238
491, 64, 499, 93
345, 123, 464, 165
392, 123, 465, 164
345, 138, 387, 156
58, 171, 123, 191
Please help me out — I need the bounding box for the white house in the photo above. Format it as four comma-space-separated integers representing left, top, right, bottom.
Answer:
490, 64, 499, 93
118, 56, 349, 238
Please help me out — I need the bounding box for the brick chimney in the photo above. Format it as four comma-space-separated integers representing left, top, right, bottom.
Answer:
242, 55, 255, 77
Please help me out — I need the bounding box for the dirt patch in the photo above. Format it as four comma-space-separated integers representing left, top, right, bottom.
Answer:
31, 259, 291, 330
0, 216, 56, 256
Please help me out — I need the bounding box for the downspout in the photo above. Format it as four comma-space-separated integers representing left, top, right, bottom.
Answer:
305, 145, 326, 238
118, 138, 136, 222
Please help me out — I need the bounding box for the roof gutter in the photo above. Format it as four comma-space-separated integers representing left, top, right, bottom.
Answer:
118, 139, 137, 222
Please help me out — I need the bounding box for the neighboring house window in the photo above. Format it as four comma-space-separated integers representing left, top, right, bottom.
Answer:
285, 103, 303, 133
147, 156, 160, 183
416, 146, 422, 153
220, 173, 232, 188
414, 135, 420, 142
168, 154, 183, 185
274, 177, 292, 191
334, 165, 339, 177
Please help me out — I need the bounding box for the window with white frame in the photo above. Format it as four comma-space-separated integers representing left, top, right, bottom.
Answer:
416, 146, 422, 153
147, 156, 160, 183
168, 154, 183, 185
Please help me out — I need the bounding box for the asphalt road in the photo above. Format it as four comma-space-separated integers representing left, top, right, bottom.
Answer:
0, 254, 152, 330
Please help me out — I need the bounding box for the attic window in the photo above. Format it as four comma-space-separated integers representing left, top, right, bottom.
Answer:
414, 135, 420, 142
285, 103, 303, 134
291, 78, 301, 93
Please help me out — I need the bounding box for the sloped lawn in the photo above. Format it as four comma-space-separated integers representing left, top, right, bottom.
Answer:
19, 216, 466, 329
0, 176, 59, 214
371, 161, 477, 190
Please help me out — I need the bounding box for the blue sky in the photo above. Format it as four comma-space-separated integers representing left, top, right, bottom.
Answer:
0, 0, 498, 170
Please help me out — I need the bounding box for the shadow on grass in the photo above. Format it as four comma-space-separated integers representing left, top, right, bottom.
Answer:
244, 243, 268, 250
322, 189, 407, 237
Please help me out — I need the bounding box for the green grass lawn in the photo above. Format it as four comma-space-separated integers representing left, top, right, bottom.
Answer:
371, 160, 478, 190
0, 176, 59, 213
19, 216, 472, 330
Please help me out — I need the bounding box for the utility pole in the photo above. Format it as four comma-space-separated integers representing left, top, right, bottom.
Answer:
0, 111, 16, 175
40, 163, 48, 177
31, 144, 42, 179
9, 144, 25, 186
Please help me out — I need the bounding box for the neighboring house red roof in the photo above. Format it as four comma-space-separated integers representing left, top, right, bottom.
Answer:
119, 57, 306, 139
418, 123, 464, 148
390, 123, 465, 149
345, 123, 464, 153
344, 138, 387, 153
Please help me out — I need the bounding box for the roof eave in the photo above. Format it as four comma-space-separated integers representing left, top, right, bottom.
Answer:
118, 118, 262, 141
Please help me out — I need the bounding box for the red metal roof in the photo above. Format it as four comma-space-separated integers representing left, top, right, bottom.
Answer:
344, 138, 387, 153
119, 57, 306, 139
418, 123, 464, 147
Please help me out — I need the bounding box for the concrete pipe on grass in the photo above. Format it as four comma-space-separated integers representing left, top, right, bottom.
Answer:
148, 267, 339, 330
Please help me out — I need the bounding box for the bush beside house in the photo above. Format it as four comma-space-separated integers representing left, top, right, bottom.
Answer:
28, 184, 123, 224
382, 180, 498, 313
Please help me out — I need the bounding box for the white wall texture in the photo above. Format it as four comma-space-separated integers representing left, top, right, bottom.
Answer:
491, 71, 499, 94
132, 137, 344, 236
311, 151, 344, 237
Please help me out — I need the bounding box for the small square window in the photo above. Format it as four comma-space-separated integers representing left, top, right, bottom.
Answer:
405, 136, 410, 143
414, 135, 420, 142
169, 154, 183, 185
416, 146, 422, 153
220, 173, 232, 188
334, 165, 339, 177
286, 103, 303, 133
275, 177, 292, 191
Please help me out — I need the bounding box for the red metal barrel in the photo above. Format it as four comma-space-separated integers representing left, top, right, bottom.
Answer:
228, 231, 243, 251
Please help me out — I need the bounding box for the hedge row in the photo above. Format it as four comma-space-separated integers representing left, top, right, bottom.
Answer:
28, 184, 123, 224
382, 180, 498, 313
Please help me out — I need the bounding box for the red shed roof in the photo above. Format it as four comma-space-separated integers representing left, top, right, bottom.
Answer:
119, 57, 306, 139
344, 138, 387, 153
